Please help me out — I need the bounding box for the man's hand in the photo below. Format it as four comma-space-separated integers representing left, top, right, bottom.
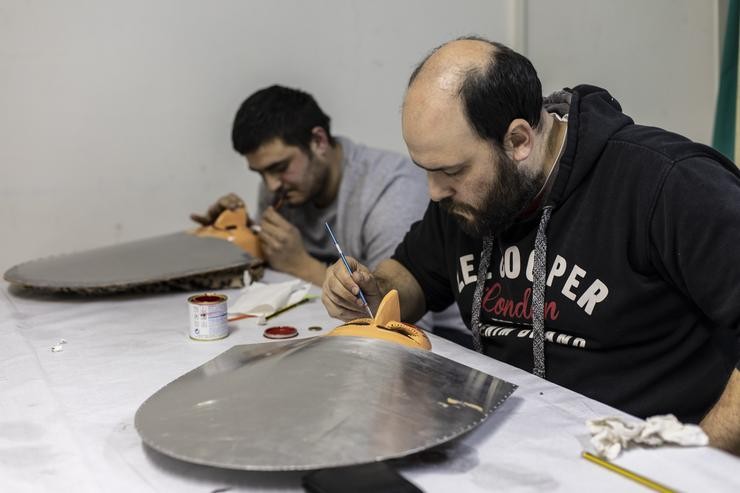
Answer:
701, 368, 740, 456
190, 193, 246, 226
322, 256, 384, 321
258, 207, 327, 285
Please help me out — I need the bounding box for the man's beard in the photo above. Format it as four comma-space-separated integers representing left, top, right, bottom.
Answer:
285, 150, 322, 208
441, 147, 545, 237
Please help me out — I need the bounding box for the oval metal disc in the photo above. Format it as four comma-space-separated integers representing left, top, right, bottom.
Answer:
135, 336, 516, 471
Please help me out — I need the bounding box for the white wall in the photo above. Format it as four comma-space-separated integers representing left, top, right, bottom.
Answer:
0, 0, 511, 271
527, 0, 720, 145
0, 0, 722, 272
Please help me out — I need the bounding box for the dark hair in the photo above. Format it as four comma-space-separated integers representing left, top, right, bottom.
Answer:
409, 36, 542, 147
231, 85, 335, 155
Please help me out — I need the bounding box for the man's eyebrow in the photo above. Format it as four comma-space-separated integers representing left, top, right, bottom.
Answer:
411, 159, 464, 172
250, 158, 290, 173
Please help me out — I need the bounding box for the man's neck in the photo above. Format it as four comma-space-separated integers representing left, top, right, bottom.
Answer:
314, 141, 343, 208
539, 112, 568, 175
517, 114, 568, 220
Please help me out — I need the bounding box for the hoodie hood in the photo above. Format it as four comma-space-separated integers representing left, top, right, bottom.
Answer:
548, 85, 634, 208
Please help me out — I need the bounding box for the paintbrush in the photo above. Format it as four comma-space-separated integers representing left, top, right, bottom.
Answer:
272, 188, 287, 211
250, 189, 289, 234
325, 222, 374, 318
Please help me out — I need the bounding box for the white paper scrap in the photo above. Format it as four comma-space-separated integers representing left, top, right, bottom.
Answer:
230, 279, 310, 317
586, 414, 708, 460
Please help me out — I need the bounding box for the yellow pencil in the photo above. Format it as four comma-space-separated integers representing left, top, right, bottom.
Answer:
581, 452, 677, 493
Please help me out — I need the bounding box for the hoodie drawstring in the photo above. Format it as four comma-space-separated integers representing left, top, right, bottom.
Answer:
471, 234, 494, 352
531, 205, 553, 377
471, 205, 554, 378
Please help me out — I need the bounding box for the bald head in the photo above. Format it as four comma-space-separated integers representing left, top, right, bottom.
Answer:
403, 36, 543, 150
408, 38, 494, 95
403, 39, 496, 156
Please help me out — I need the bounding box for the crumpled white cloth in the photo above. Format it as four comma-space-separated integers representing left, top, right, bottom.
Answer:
587, 414, 709, 460
229, 279, 310, 316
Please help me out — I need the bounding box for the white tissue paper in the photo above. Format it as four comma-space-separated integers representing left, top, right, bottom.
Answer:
586, 414, 709, 460
229, 279, 311, 318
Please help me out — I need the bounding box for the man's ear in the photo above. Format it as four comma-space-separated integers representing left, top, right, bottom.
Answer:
309, 126, 331, 157
503, 119, 535, 162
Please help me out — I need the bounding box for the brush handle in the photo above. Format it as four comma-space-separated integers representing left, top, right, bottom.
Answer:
325, 223, 374, 318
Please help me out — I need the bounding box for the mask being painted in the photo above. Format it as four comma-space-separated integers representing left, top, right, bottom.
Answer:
328, 289, 432, 350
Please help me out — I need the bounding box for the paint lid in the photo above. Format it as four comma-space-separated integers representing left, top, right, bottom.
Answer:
263, 326, 298, 339
188, 293, 228, 304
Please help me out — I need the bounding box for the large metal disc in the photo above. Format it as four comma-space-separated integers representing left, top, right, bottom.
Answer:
135, 336, 516, 471
4, 232, 255, 293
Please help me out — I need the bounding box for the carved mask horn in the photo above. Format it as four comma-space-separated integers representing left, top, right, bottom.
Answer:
374, 287, 401, 326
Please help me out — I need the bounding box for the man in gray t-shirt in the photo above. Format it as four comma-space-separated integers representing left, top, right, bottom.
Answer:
256, 135, 426, 272
193, 85, 427, 286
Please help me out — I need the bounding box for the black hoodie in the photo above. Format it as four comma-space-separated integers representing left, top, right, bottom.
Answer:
394, 85, 740, 423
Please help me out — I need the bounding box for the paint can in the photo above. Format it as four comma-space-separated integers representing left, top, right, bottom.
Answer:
188, 293, 229, 341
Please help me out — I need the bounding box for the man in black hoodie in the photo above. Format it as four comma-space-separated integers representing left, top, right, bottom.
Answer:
321, 37, 740, 455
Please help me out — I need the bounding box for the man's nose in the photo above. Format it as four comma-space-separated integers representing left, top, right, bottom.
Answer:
427, 173, 453, 202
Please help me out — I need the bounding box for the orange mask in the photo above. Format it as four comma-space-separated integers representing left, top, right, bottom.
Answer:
328, 289, 431, 350
191, 207, 264, 260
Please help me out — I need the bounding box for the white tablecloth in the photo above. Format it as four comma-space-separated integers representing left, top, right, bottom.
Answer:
1, 272, 738, 492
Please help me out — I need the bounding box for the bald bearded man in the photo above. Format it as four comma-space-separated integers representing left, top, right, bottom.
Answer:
321, 37, 740, 455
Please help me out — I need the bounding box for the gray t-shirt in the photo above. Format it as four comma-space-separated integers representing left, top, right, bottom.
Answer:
258, 136, 428, 269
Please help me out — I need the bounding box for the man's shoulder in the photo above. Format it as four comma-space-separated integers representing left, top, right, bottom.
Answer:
336, 136, 428, 214
608, 125, 731, 169
339, 136, 425, 191
339, 136, 413, 172
597, 125, 740, 199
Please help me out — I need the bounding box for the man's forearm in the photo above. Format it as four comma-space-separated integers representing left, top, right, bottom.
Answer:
700, 368, 740, 456
290, 256, 328, 287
